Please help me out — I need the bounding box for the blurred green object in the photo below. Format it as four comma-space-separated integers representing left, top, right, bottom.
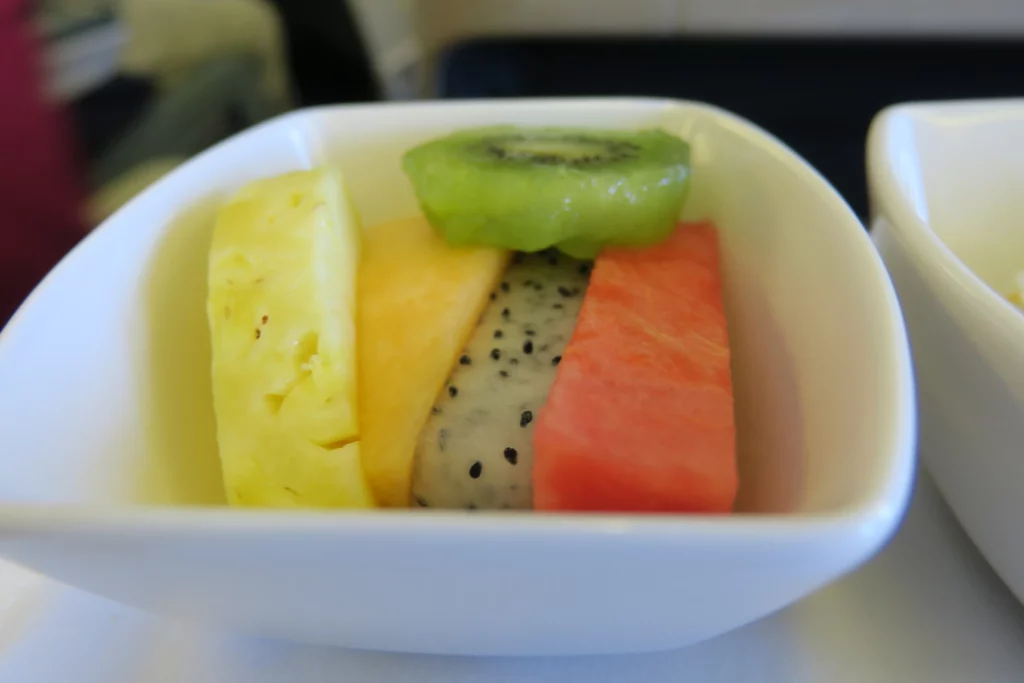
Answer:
35, 0, 292, 226
84, 55, 282, 229
90, 55, 280, 190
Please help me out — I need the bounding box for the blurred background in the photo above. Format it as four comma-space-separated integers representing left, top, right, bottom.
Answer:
4, 0, 1024, 327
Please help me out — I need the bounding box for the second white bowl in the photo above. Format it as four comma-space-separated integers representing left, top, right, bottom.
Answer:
869, 99, 1024, 605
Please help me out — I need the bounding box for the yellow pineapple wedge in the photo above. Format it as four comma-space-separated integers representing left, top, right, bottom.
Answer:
206, 168, 375, 508
359, 217, 510, 506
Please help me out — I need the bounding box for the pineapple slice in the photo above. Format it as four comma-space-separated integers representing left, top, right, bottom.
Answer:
206, 168, 375, 508
358, 217, 510, 506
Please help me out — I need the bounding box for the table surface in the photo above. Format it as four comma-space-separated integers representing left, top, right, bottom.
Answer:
1, 473, 1023, 683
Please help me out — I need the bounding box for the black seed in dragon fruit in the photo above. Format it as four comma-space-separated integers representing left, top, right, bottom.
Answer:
410, 250, 591, 509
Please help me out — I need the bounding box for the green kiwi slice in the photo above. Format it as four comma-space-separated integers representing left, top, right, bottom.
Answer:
401, 126, 691, 258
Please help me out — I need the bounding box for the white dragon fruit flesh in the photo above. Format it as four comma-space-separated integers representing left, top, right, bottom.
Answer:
410, 250, 591, 509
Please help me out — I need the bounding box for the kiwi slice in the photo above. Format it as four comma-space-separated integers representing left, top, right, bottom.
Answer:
401, 126, 691, 258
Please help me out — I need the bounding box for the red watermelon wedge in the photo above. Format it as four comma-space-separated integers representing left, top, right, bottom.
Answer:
532, 221, 737, 513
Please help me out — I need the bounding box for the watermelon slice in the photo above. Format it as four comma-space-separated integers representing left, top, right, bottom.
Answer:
532, 221, 737, 513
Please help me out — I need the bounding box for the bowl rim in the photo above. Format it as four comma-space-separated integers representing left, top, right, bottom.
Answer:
0, 97, 916, 540
867, 98, 1024, 346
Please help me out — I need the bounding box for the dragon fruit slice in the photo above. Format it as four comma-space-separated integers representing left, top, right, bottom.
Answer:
410, 250, 591, 509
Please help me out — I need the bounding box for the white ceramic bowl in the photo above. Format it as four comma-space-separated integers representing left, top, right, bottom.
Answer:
869, 99, 1024, 606
0, 98, 914, 656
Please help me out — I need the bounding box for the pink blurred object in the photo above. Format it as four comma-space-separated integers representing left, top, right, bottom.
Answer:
0, 0, 88, 328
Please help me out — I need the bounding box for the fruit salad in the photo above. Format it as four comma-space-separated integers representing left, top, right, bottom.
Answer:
205, 126, 736, 513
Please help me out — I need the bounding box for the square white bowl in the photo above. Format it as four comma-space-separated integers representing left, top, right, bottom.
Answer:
869, 99, 1024, 606
0, 98, 914, 656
